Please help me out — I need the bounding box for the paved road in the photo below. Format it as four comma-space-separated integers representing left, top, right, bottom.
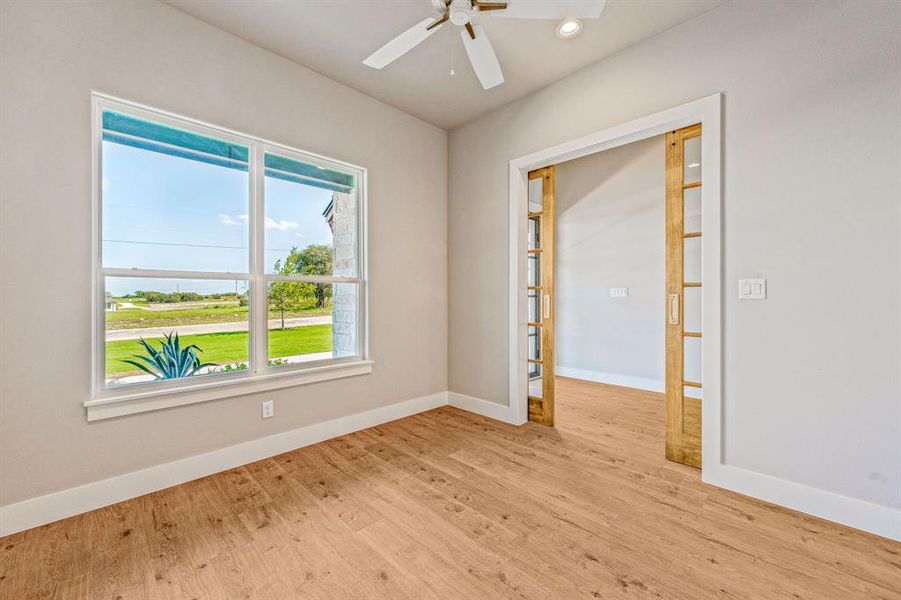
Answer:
106, 315, 333, 342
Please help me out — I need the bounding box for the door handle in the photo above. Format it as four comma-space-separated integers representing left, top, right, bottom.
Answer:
543, 294, 551, 319
668, 293, 680, 325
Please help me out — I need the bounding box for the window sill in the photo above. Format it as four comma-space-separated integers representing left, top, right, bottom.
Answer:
84, 360, 374, 421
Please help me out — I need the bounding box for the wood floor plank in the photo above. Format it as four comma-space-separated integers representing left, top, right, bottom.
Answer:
1, 378, 898, 599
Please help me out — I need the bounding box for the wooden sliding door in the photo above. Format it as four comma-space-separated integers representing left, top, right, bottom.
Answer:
665, 124, 703, 468
527, 166, 555, 426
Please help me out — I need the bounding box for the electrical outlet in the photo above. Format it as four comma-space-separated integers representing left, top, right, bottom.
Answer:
261, 400, 274, 419
610, 287, 629, 298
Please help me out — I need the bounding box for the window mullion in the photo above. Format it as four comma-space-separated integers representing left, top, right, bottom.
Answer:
100, 267, 250, 280
250, 143, 267, 374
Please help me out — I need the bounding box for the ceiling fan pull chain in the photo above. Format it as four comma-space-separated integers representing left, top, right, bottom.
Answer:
449, 31, 456, 76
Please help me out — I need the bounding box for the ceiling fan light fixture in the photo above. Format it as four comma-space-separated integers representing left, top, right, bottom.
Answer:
450, 0, 474, 25
555, 18, 583, 39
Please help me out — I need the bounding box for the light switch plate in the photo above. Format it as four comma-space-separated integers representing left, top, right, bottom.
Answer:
610, 287, 629, 298
738, 278, 766, 299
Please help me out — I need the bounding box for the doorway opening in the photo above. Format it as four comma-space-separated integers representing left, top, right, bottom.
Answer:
552, 133, 668, 440
508, 95, 721, 473
532, 127, 703, 468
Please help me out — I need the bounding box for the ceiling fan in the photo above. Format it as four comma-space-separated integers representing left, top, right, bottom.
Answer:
363, 0, 607, 90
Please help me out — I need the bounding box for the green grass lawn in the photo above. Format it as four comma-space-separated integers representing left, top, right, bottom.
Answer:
106, 304, 330, 329
105, 325, 333, 377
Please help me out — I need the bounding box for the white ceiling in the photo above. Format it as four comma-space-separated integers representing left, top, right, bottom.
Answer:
164, 0, 723, 129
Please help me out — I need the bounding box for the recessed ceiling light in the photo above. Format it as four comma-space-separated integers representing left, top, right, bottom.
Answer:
555, 19, 583, 39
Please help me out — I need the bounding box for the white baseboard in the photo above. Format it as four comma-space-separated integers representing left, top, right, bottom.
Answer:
0, 391, 448, 537
556, 366, 664, 393
448, 391, 524, 425
559, 366, 899, 539
703, 463, 900, 541
5, 388, 897, 542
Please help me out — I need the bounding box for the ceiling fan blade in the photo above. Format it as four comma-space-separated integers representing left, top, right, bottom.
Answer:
363, 17, 443, 69
493, 0, 606, 19
461, 25, 504, 90
427, 13, 449, 30
473, 1, 508, 11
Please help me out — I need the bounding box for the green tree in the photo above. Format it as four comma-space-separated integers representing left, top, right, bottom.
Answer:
295, 244, 333, 308
267, 244, 334, 328
268, 252, 306, 329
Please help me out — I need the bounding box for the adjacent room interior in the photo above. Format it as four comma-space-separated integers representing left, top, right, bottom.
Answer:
555, 135, 669, 398
550, 133, 676, 442
1, 1, 899, 598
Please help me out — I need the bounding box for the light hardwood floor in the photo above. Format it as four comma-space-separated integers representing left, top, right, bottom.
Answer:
1, 377, 898, 599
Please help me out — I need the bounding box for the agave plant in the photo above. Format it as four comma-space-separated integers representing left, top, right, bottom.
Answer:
122, 332, 216, 380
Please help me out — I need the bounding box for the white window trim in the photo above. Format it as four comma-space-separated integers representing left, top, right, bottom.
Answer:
89, 92, 370, 420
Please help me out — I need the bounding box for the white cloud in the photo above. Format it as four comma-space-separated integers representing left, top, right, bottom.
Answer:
218, 213, 246, 226
219, 213, 298, 231
264, 216, 298, 230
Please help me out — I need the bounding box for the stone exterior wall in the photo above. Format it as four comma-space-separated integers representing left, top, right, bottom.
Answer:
328, 191, 358, 357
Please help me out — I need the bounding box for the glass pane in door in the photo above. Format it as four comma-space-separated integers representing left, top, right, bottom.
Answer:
683, 187, 701, 233
683, 136, 701, 183
684, 236, 702, 283
683, 286, 702, 332
528, 253, 540, 287
528, 177, 543, 212
683, 384, 703, 400
528, 216, 541, 249
528, 325, 541, 361
529, 362, 543, 398
528, 288, 541, 323
684, 337, 702, 383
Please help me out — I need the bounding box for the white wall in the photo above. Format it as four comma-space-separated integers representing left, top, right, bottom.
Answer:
555, 136, 665, 390
0, 0, 447, 507
448, 0, 901, 515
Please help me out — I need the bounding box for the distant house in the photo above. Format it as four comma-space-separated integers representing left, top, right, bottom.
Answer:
104, 294, 117, 312
322, 197, 335, 233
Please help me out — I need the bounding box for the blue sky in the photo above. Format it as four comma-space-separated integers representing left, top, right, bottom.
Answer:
102, 141, 334, 296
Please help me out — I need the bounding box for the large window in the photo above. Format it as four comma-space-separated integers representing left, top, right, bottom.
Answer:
93, 96, 367, 406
